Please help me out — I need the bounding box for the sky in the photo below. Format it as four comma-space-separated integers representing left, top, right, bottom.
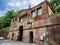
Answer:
0, 0, 45, 17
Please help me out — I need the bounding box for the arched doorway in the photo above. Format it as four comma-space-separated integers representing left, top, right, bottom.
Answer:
11, 33, 14, 40
18, 25, 23, 41
29, 31, 33, 43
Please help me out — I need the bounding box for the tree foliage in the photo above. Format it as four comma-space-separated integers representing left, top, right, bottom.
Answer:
50, 0, 60, 12
0, 10, 20, 29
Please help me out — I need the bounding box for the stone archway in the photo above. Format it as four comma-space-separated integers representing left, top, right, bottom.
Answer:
29, 31, 33, 43
17, 25, 23, 41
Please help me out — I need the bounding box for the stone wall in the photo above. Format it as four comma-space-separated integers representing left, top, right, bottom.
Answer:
0, 30, 8, 39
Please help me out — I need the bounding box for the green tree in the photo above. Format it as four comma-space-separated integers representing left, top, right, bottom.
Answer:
50, 0, 60, 12
0, 10, 20, 29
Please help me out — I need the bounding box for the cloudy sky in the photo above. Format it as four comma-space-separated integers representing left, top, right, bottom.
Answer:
0, 0, 45, 17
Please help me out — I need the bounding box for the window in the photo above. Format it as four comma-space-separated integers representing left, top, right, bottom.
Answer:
37, 7, 42, 15
19, 17, 21, 22
13, 19, 15, 23
15, 18, 17, 21
32, 11, 36, 18
19, 17, 23, 22
19, 14, 27, 22
20, 18, 23, 22
23, 15, 27, 21
13, 19, 14, 22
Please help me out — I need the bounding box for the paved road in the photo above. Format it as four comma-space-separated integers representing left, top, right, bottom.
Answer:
0, 40, 39, 45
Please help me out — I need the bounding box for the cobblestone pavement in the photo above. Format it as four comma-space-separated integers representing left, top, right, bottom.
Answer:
0, 40, 39, 45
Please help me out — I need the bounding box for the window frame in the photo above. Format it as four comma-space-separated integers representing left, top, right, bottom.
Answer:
37, 7, 42, 16
19, 14, 27, 22
19, 17, 21, 22
32, 10, 36, 18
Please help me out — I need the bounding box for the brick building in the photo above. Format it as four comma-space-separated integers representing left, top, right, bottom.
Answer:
8, 0, 60, 45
